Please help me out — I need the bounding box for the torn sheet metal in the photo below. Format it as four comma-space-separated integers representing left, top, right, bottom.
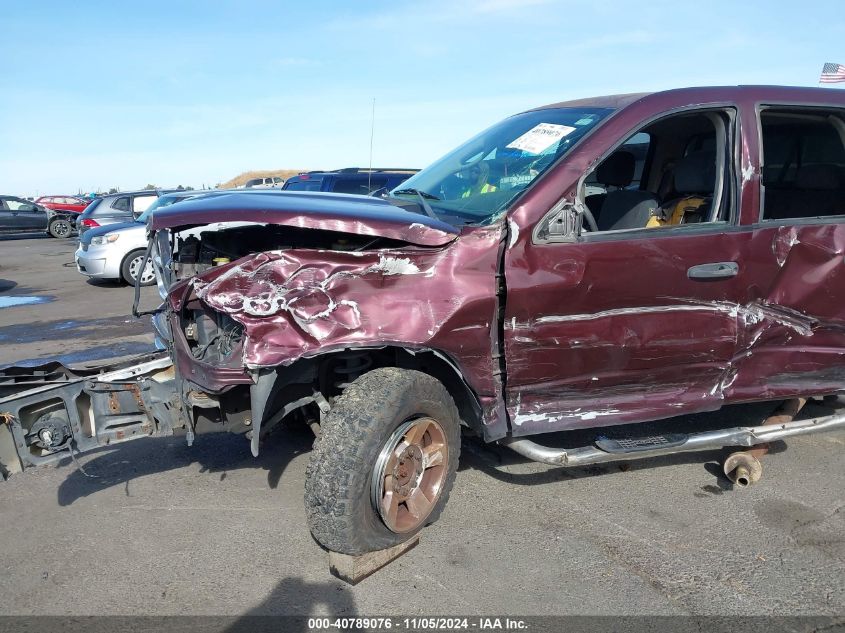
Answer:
502, 206, 845, 436
169, 225, 504, 431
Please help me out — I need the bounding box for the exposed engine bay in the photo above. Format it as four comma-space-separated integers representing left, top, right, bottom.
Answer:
167, 223, 424, 365
172, 223, 412, 280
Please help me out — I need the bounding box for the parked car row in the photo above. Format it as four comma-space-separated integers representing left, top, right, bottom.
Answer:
2, 168, 418, 242
71, 170, 418, 286
3, 169, 420, 287
76, 189, 281, 285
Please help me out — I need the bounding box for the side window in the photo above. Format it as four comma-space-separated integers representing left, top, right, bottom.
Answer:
584, 132, 651, 197
133, 195, 156, 213
6, 199, 36, 211
112, 197, 130, 212
580, 110, 731, 234
760, 109, 845, 221
284, 178, 323, 191
331, 177, 387, 195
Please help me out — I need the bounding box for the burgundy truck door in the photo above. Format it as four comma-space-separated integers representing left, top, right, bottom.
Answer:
723, 102, 845, 401
502, 104, 753, 437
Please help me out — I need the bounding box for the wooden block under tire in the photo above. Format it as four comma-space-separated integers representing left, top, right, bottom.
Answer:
329, 536, 420, 585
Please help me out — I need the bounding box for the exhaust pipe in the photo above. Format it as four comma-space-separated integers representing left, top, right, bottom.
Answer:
722, 452, 762, 487
500, 407, 845, 468
722, 398, 806, 487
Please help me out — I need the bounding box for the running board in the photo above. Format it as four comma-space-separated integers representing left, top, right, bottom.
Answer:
499, 412, 845, 467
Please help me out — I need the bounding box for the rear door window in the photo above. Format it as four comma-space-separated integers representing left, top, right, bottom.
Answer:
111, 197, 130, 213
760, 109, 845, 221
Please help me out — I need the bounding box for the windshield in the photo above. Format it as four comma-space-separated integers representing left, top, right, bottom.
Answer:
391, 107, 612, 224
135, 194, 198, 223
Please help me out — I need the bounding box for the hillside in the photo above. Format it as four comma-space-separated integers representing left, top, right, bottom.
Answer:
219, 169, 305, 189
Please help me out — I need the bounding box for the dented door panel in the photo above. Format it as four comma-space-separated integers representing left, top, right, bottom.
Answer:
725, 221, 845, 400
503, 229, 751, 435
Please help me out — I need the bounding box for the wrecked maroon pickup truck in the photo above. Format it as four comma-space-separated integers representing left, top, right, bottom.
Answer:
2, 86, 845, 555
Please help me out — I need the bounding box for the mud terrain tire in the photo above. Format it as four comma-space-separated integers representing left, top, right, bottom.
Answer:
305, 367, 461, 555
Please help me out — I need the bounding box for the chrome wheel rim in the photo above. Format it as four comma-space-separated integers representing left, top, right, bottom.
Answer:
371, 416, 448, 533
129, 255, 155, 284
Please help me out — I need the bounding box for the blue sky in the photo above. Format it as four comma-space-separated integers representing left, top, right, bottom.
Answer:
1, 0, 843, 195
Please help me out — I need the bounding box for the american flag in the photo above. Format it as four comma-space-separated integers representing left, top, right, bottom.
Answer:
820, 62, 845, 83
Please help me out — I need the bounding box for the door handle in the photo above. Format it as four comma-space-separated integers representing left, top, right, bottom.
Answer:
687, 261, 738, 280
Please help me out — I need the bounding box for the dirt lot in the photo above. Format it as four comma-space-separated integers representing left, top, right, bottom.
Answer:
0, 235, 843, 618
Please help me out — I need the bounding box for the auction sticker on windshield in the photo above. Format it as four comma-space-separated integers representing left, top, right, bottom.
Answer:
506, 123, 575, 155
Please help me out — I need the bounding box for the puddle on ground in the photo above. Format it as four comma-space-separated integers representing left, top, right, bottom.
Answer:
0, 341, 157, 369
0, 296, 52, 309
0, 315, 148, 343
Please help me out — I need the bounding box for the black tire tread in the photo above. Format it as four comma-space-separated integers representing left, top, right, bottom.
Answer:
48, 218, 71, 239
304, 367, 460, 555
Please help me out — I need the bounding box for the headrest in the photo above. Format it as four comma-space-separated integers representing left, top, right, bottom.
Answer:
596, 151, 635, 187
674, 151, 716, 194
794, 163, 844, 190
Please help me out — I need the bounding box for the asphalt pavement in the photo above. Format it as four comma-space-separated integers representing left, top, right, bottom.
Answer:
0, 236, 842, 619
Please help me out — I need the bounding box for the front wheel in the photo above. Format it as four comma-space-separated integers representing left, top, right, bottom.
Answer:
304, 368, 461, 555
48, 218, 73, 238
121, 249, 155, 286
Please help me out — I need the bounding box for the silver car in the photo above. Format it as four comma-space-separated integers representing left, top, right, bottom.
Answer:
74, 189, 290, 285
75, 191, 203, 285
75, 189, 174, 237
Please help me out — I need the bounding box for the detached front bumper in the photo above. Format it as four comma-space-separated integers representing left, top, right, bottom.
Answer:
0, 353, 175, 476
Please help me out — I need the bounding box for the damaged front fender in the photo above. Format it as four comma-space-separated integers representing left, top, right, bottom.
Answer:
169, 225, 506, 434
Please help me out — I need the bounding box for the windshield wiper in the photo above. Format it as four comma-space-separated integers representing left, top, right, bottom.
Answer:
391, 188, 440, 221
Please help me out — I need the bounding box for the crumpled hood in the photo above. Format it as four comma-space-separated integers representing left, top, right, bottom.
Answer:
150, 191, 459, 247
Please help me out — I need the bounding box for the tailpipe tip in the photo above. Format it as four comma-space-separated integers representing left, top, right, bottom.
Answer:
723, 452, 763, 487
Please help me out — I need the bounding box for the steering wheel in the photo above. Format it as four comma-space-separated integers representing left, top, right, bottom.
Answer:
581, 204, 598, 233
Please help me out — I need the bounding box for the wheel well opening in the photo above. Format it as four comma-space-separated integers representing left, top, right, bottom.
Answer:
260, 347, 484, 436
